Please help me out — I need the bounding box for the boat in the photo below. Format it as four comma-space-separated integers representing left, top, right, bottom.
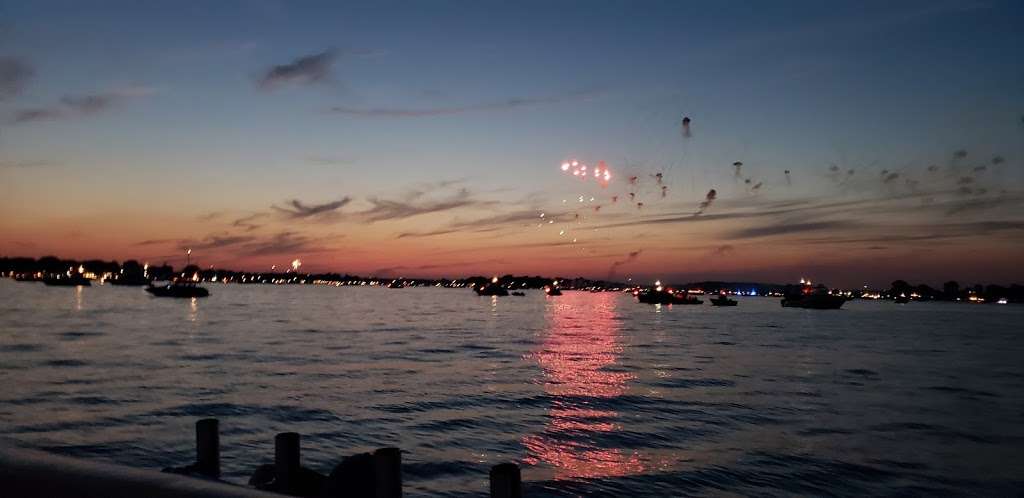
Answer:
636, 281, 703, 305
637, 289, 703, 305
386, 280, 406, 289
710, 294, 738, 306
544, 282, 563, 296
894, 294, 910, 304
474, 277, 509, 296
146, 281, 209, 298
781, 282, 845, 309
43, 275, 91, 286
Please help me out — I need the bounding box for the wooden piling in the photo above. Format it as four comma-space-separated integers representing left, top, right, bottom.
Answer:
489, 463, 522, 498
195, 418, 220, 478
275, 432, 301, 495
373, 447, 402, 498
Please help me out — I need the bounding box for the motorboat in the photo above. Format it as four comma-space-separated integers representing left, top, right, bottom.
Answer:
146, 281, 210, 298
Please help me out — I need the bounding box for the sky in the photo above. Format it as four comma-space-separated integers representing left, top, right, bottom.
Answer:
1, 0, 1023, 287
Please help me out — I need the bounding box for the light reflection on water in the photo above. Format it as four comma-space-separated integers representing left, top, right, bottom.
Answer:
524, 293, 644, 479
1, 280, 1023, 496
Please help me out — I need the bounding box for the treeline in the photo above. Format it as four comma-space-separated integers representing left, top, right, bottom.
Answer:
0, 256, 578, 289
888, 280, 1024, 302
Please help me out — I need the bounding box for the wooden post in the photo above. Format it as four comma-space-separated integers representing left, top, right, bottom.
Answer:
275, 432, 301, 495
195, 418, 220, 478
489, 463, 521, 498
373, 447, 402, 498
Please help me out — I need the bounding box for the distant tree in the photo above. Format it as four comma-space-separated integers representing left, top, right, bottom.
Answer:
890, 280, 912, 296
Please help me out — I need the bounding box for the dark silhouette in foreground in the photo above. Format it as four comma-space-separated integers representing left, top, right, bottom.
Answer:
146, 281, 210, 298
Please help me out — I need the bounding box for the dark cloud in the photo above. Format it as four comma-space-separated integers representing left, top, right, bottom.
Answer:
395, 228, 461, 239
953, 149, 967, 159
373, 258, 506, 276
727, 220, 860, 239
13, 87, 150, 124
0, 159, 55, 169
135, 238, 176, 246
329, 89, 600, 117
232, 212, 268, 231
240, 231, 336, 256
272, 197, 351, 221
196, 211, 225, 222
0, 56, 32, 101
990, 156, 1005, 165
944, 195, 1023, 216
178, 234, 256, 251
799, 221, 1024, 245
305, 155, 356, 166
396, 208, 569, 238
972, 165, 987, 173
258, 49, 337, 90
359, 188, 493, 223
882, 172, 900, 183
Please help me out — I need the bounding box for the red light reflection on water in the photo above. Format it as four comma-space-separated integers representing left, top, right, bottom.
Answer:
523, 293, 645, 479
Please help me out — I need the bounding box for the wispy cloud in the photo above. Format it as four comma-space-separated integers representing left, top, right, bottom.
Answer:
240, 231, 338, 256
396, 208, 562, 238
258, 49, 337, 90
232, 212, 268, 231
178, 234, 256, 251
196, 211, 225, 222
0, 159, 55, 169
305, 155, 356, 166
726, 220, 861, 239
0, 56, 32, 101
373, 258, 506, 276
13, 86, 153, 124
135, 238, 176, 246
272, 197, 351, 222
330, 89, 601, 118
359, 188, 493, 223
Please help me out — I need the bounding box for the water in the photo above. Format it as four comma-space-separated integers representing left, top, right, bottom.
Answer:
1, 279, 1022, 496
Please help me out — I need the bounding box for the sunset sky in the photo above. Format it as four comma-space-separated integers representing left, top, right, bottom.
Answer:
2, 1, 1023, 286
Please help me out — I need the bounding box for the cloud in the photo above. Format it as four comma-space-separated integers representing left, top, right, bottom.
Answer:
0, 56, 32, 101
396, 227, 461, 239
329, 89, 601, 117
0, 159, 55, 169
134, 238, 176, 246
396, 208, 571, 238
232, 212, 268, 231
13, 86, 152, 124
196, 211, 225, 222
359, 188, 493, 223
305, 155, 355, 166
178, 234, 256, 251
798, 221, 1024, 245
272, 197, 351, 221
258, 49, 337, 90
373, 258, 506, 276
240, 231, 336, 256
726, 220, 861, 239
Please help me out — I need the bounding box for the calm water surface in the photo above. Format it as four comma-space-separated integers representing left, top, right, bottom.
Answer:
1, 279, 1022, 496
